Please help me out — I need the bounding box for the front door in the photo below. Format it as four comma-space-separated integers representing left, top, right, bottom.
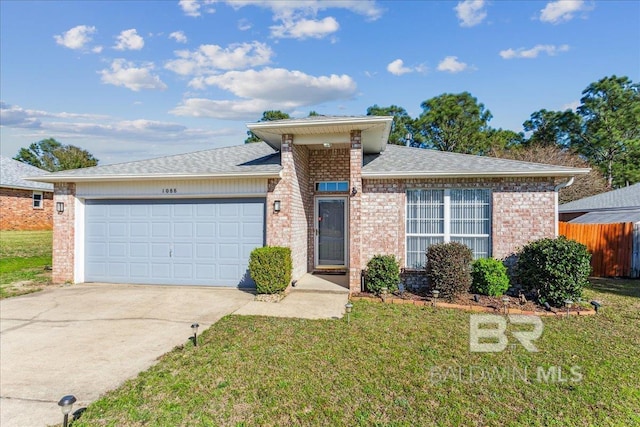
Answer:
315, 197, 347, 268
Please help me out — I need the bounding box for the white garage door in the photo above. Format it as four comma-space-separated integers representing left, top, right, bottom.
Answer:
84, 199, 265, 287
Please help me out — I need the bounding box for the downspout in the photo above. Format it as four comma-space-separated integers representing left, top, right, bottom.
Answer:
554, 177, 575, 236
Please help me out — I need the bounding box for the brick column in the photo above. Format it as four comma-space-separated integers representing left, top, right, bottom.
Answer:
349, 130, 362, 292
52, 183, 76, 283
266, 134, 294, 248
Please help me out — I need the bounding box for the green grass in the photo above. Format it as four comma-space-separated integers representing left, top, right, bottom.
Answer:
74, 278, 640, 427
0, 230, 52, 298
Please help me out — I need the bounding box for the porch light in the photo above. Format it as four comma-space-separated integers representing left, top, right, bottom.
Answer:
56, 202, 65, 214
501, 296, 510, 315
345, 302, 353, 324
564, 299, 573, 317
191, 323, 199, 347
273, 200, 281, 213
432, 289, 439, 307
351, 187, 357, 196
58, 394, 76, 427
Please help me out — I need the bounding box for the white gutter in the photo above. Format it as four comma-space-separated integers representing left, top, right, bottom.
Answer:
554, 177, 575, 236
24, 171, 282, 183
363, 169, 591, 179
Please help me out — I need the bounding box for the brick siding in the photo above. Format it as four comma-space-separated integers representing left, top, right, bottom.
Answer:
0, 187, 53, 230
52, 183, 75, 283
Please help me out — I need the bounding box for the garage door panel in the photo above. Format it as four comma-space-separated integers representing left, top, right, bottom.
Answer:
85, 198, 264, 286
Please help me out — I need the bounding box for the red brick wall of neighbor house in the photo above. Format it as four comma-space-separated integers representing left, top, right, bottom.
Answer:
52, 183, 75, 283
359, 177, 557, 283
0, 188, 54, 230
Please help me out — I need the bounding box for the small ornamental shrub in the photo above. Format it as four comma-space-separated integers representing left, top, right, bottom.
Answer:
471, 258, 510, 296
517, 236, 591, 307
249, 246, 292, 294
426, 242, 473, 301
366, 254, 400, 295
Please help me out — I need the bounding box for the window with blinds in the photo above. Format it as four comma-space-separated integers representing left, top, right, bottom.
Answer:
406, 189, 491, 268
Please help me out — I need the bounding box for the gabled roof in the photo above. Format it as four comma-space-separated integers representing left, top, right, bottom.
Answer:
247, 115, 393, 154
362, 144, 589, 178
559, 182, 640, 213
0, 156, 53, 191
28, 143, 281, 183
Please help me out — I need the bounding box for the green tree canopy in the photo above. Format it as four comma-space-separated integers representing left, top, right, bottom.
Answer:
366, 104, 423, 146
523, 109, 581, 148
416, 92, 493, 155
14, 138, 98, 171
245, 110, 291, 143
573, 75, 640, 187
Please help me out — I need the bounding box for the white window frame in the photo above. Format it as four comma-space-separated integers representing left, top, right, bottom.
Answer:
405, 188, 492, 268
32, 191, 43, 209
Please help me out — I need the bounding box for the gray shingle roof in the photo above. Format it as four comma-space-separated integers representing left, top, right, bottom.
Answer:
568, 209, 640, 224
362, 144, 588, 178
0, 156, 53, 191
559, 183, 640, 212
30, 143, 282, 182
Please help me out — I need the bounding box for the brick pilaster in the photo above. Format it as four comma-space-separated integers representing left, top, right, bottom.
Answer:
349, 130, 363, 292
52, 183, 76, 283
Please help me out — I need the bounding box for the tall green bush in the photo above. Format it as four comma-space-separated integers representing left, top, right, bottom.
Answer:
366, 254, 400, 295
471, 258, 510, 296
249, 246, 292, 295
517, 237, 591, 307
426, 242, 473, 301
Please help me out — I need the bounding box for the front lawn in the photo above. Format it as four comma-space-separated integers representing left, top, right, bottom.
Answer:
0, 230, 53, 298
75, 278, 639, 427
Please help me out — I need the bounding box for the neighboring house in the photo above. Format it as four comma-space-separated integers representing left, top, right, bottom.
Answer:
0, 156, 54, 231
559, 183, 640, 224
559, 183, 640, 278
30, 116, 589, 291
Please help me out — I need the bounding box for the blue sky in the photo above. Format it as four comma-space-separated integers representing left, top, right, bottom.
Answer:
1, 0, 638, 165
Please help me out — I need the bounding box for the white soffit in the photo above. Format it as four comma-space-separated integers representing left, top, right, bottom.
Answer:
247, 116, 393, 154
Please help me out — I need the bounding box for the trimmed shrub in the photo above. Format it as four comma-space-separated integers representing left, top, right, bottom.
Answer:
516, 236, 591, 307
426, 242, 473, 301
471, 258, 510, 296
249, 246, 292, 295
366, 254, 400, 295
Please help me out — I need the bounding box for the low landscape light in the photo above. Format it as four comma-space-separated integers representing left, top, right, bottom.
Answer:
473, 294, 480, 303
432, 289, 439, 307
501, 296, 510, 315
345, 302, 353, 324
590, 300, 601, 313
564, 299, 573, 317
58, 395, 76, 427
191, 323, 199, 347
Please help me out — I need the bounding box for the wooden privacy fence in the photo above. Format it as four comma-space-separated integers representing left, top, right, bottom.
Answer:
559, 222, 635, 277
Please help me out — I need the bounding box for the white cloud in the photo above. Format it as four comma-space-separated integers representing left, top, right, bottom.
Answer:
454, 0, 487, 27
114, 29, 145, 50
54, 25, 97, 50
179, 0, 217, 17
271, 16, 339, 39
99, 59, 167, 91
437, 56, 468, 73
561, 100, 580, 111
172, 67, 357, 120
238, 19, 252, 31
92, 46, 104, 53
499, 44, 570, 59
165, 41, 273, 76
387, 59, 412, 76
169, 31, 188, 43
227, 0, 383, 21
540, 0, 590, 24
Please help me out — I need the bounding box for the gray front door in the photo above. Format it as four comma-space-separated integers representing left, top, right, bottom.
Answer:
315, 197, 347, 267
84, 198, 265, 287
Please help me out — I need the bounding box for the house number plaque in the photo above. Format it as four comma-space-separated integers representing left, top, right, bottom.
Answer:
162, 188, 178, 194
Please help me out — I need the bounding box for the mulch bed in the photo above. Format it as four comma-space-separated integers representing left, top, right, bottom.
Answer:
351, 289, 592, 315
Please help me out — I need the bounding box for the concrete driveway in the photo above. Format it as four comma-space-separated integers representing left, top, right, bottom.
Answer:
0, 283, 254, 427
